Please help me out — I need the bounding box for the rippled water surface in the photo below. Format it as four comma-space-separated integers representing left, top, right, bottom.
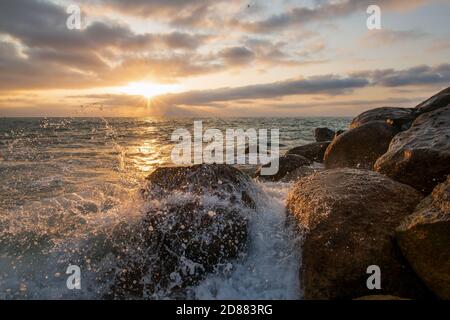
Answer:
0, 117, 350, 299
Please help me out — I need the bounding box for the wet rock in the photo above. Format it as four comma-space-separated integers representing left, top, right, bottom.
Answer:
350, 107, 415, 130
107, 164, 257, 299
255, 154, 312, 182
314, 127, 335, 142
143, 163, 256, 208
108, 201, 248, 299
286, 168, 430, 300
324, 121, 399, 170
415, 87, 450, 115
286, 141, 330, 163
334, 130, 346, 139
396, 176, 450, 299
279, 166, 323, 183
375, 106, 450, 194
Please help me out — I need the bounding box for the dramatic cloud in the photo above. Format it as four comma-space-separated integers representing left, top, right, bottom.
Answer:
355, 64, 450, 87
111, 63, 449, 107
0, 0, 448, 117
231, 0, 426, 33
0, 0, 220, 90
155, 75, 370, 106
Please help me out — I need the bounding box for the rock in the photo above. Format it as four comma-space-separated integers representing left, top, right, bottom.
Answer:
415, 87, 450, 115
255, 154, 312, 182
324, 121, 399, 170
314, 127, 335, 142
334, 130, 346, 139
354, 295, 410, 300
280, 166, 323, 183
286, 168, 430, 300
375, 106, 450, 194
286, 141, 330, 163
107, 164, 257, 299
396, 176, 450, 299
143, 163, 256, 208
350, 107, 416, 130
109, 201, 248, 299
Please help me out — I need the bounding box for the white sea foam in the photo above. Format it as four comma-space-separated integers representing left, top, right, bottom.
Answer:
191, 181, 302, 300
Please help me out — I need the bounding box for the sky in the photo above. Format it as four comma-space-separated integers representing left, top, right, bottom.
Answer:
0, 0, 449, 117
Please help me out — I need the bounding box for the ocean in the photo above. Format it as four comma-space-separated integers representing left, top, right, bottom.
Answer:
0, 117, 350, 299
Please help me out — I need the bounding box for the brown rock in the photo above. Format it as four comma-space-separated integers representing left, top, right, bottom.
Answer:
324, 121, 399, 170
255, 154, 312, 181
286, 141, 330, 163
334, 130, 346, 139
315, 127, 335, 142
415, 87, 450, 115
375, 106, 450, 194
144, 163, 256, 207
107, 164, 257, 299
280, 166, 323, 183
286, 168, 430, 300
350, 107, 415, 130
109, 201, 248, 299
396, 176, 450, 299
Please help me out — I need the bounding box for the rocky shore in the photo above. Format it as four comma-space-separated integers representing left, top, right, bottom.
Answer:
108, 87, 449, 299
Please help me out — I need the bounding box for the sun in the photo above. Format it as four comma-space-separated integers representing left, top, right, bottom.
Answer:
117, 81, 180, 99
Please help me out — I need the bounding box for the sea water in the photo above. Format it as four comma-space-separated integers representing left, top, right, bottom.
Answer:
0, 117, 349, 299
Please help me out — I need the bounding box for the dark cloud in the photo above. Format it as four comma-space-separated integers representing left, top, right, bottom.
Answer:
157, 75, 370, 106
0, 0, 219, 90
79, 63, 450, 108
232, 0, 425, 33
355, 64, 450, 87
219, 46, 255, 66
0, 0, 209, 51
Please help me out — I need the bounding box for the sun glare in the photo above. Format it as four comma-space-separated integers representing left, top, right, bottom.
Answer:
118, 82, 180, 99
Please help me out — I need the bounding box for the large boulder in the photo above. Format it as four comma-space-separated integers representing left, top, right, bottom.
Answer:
375, 106, 450, 194
350, 107, 415, 130
143, 163, 256, 207
108, 201, 248, 299
314, 127, 335, 142
324, 121, 399, 170
286, 169, 430, 300
396, 176, 450, 299
107, 164, 257, 299
286, 141, 330, 163
415, 87, 450, 115
254, 154, 312, 181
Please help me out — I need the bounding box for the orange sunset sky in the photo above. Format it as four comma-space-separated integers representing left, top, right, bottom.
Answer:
0, 0, 450, 117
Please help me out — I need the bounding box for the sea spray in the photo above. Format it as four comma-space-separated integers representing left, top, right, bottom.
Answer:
191, 181, 302, 299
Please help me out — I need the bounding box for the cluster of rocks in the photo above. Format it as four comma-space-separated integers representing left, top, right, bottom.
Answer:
106, 87, 449, 300
282, 87, 449, 300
